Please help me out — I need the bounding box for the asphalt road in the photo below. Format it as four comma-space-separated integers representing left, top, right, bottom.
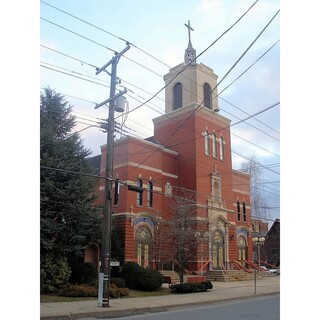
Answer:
80, 294, 280, 320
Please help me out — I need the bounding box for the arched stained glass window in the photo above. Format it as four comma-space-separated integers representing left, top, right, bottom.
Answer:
135, 226, 152, 268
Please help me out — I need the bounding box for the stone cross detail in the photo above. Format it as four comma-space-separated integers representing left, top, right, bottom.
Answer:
184, 20, 194, 45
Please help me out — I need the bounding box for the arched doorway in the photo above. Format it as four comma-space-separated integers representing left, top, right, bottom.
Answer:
84, 242, 100, 272
135, 226, 152, 268
211, 230, 224, 269
237, 236, 247, 266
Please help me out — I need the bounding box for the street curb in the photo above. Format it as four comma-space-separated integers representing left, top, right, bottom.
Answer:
40, 291, 280, 320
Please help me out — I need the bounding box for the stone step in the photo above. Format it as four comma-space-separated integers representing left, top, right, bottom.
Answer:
160, 270, 180, 284
205, 269, 275, 282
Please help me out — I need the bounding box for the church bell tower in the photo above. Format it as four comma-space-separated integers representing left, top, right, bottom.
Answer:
164, 20, 219, 113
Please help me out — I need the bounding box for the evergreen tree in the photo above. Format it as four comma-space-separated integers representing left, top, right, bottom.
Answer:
40, 87, 102, 290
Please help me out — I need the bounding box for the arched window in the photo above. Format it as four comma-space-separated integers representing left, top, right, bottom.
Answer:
237, 200, 241, 221
211, 230, 224, 269
173, 82, 182, 110
243, 202, 247, 222
212, 133, 217, 158
147, 181, 153, 208
237, 236, 247, 264
135, 226, 152, 268
219, 136, 224, 160
204, 130, 209, 155
204, 83, 212, 109
136, 179, 143, 206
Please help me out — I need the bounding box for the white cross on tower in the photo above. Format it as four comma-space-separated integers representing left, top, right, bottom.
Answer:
184, 20, 194, 46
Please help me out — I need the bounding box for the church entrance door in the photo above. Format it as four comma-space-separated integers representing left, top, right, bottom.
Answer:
135, 226, 152, 268
211, 230, 224, 269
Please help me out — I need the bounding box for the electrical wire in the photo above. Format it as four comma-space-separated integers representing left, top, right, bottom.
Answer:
40, 5, 280, 208
40, 165, 279, 222
40, 0, 279, 143
41, 47, 280, 158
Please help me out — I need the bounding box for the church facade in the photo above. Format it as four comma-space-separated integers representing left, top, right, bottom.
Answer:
90, 23, 252, 273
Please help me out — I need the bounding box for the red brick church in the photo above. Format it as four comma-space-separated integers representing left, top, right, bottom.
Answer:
86, 23, 252, 273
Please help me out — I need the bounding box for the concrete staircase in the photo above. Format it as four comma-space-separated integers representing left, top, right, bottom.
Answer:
160, 270, 180, 284
205, 269, 273, 282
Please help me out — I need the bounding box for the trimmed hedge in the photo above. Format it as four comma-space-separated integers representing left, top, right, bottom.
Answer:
170, 281, 213, 294
120, 262, 163, 291
120, 262, 145, 289
110, 284, 129, 298
110, 277, 126, 288
59, 284, 98, 297
59, 283, 129, 299
75, 262, 98, 285
136, 269, 164, 291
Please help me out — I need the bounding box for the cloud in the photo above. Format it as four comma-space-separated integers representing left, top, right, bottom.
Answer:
195, 0, 225, 16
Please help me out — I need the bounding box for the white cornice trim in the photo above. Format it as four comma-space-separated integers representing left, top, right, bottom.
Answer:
153, 102, 230, 125
114, 161, 178, 179
232, 188, 250, 195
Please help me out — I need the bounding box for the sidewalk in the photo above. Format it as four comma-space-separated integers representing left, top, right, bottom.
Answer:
40, 276, 280, 320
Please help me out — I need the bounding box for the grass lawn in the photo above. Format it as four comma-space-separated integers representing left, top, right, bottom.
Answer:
41, 288, 171, 303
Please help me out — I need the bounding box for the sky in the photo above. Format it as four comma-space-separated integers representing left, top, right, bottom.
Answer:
39, 0, 280, 223
3, 1, 320, 317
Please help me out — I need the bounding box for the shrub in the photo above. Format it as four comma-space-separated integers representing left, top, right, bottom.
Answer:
136, 269, 164, 291
110, 277, 126, 288
59, 284, 98, 297
203, 280, 213, 290
75, 262, 98, 285
120, 262, 164, 291
41, 255, 72, 293
59, 283, 129, 299
110, 284, 129, 299
170, 281, 212, 294
120, 262, 145, 289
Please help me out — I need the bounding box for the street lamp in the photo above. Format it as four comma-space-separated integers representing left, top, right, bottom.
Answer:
252, 236, 265, 295
252, 237, 265, 267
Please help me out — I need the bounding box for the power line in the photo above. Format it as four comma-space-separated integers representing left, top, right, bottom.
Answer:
41, 40, 280, 139
119, 1, 260, 117
41, 165, 279, 222
41, 34, 280, 144
122, 10, 280, 176
41, 47, 280, 158
41, 64, 109, 88
40, 17, 163, 78
41, 7, 278, 182
40, 0, 278, 140
40, 0, 171, 69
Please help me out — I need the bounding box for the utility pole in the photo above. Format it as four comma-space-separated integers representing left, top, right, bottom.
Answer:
95, 44, 130, 307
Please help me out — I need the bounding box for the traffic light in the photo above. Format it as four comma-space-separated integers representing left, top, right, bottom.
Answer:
127, 184, 144, 193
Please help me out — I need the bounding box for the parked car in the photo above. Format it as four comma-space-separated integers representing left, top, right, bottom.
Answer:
269, 268, 280, 275
260, 266, 280, 275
